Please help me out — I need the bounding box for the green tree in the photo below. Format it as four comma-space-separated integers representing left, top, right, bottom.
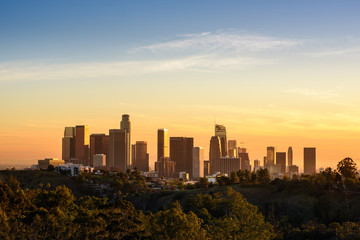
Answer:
337, 157, 358, 179
148, 201, 206, 240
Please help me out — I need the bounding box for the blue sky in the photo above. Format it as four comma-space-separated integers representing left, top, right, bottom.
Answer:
2, 1, 360, 62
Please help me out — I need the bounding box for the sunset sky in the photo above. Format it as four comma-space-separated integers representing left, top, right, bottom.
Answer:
1, 1, 360, 171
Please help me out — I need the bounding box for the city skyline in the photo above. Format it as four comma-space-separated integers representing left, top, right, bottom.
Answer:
1, 1, 360, 171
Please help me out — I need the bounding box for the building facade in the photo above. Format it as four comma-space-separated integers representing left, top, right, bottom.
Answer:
304, 148, 316, 174
120, 114, 131, 169
209, 136, 222, 174
276, 152, 286, 173
215, 124, 227, 157
90, 134, 109, 167
170, 137, 194, 177
192, 147, 204, 178
134, 141, 149, 172
220, 157, 240, 176
157, 129, 169, 162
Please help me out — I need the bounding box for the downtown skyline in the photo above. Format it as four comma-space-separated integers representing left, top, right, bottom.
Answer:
1, 1, 360, 170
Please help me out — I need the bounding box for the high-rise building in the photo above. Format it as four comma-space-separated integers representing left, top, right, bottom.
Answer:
220, 157, 240, 176
192, 147, 204, 178
304, 148, 316, 174
90, 134, 109, 167
209, 136, 222, 174
254, 159, 260, 168
228, 140, 237, 157
170, 137, 193, 177
62, 127, 75, 162
131, 144, 136, 166
288, 147, 293, 167
204, 160, 210, 177
276, 152, 286, 173
157, 129, 169, 161
215, 124, 227, 157
155, 157, 176, 178
108, 129, 126, 171
238, 148, 251, 171
75, 125, 90, 166
120, 114, 131, 168
266, 146, 276, 166
134, 141, 149, 172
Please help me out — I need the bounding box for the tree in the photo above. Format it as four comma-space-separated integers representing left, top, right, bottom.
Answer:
47, 164, 55, 171
198, 178, 209, 188
148, 201, 206, 240
230, 171, 240, 184
337, 157, 357, 179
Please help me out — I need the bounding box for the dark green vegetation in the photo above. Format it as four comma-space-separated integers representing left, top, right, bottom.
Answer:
1, 157, 360, 239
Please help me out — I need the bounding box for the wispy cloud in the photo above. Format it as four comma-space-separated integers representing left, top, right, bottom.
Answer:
307, 47, 360, 57
135, 30, 302, 52
0, 55, 267, 82
283, 88, 338, 99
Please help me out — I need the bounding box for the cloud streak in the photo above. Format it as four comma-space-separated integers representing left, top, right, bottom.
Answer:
135, 30, 302, 52
0, 55, 267, 82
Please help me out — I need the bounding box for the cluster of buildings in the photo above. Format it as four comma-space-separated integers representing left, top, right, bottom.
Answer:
34, 114, 317, 180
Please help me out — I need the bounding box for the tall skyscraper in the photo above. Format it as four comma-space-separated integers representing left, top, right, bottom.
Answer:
134, 141, 149, 172
157, 129, 169, 161
215, 124, 227, 157
304, 148, 316, 174
62, 127, 75, 162
238, 148, 251, 171
75, 125, 89, 166
276, 152, 286, 173
192, 147, 204, 178
170, 137, 194, 177
90, 134, 109, 167
108, 129, 126, 171
288, 147, 293, 167
266, 146, 276, 166
254, 159, 260, 168
120, 114, 131, 168
228, 140, 237, 157
209, 136, 222, 174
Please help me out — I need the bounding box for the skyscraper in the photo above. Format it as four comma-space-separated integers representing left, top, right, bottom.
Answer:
157, 129, 169, 161
75, 125, 89, 166
192, 147, 204, 178
228, 140, 237, 157
288, 147, 293, 167
209, 136, 222, 174
276, 152, 286, 173
266, 146, 276, 166
120, 114, 131, 168
304, 148, 316, 174
62, 127, 75, 162
238, 148, 250, 171
170, 137, 194, 177
108, 129, 126, 171
134, 141, 149, 172
90, 134, 109, 167
215, 124, 227, 157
